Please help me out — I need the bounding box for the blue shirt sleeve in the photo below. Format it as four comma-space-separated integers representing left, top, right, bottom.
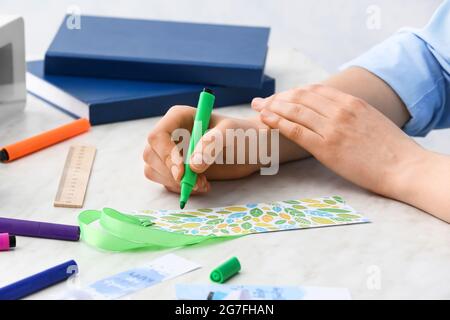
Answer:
340, 0, 450, 137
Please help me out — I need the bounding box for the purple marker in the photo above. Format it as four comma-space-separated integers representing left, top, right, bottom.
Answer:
0, 217, 80, 241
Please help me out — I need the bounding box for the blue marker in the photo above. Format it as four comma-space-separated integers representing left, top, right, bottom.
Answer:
0, 260, 78, 300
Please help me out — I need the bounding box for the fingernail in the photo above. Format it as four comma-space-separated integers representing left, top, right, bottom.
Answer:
202, 134, 214, 143
193, 182, 199, 192
171, 151, 183, 166
201, 177, 206, 189
261, 109, 278, 122
203, 179, 210, 191
191, 153, 203, 166
200, 177, 208, 192
171, 165, 179, 181
252, 97, 263, 110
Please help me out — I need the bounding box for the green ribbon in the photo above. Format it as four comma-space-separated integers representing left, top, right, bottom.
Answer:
78, 208, 238, 251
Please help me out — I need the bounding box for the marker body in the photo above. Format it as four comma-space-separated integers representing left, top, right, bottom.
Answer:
0, 233, 16, 251
0, 118, 90, 162
179, 89, 215, 208
0, 260, 78, 300
0, 217, 80, 241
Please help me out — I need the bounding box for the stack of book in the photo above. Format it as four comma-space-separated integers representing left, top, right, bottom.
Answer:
27, 16, 275, 125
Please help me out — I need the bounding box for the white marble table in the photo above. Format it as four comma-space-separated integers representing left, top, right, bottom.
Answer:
0, 49, 449, 300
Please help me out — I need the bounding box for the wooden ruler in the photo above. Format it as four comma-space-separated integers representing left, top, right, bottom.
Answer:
54, 145, 96, 208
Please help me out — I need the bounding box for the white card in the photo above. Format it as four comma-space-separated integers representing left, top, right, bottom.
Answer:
64, 254, 201, 300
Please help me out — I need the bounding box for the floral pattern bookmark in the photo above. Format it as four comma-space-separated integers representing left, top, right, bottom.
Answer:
135, 196, 369, 237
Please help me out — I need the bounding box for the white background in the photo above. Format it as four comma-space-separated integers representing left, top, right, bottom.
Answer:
2, 0, 449, 150
2, 0, 443, 70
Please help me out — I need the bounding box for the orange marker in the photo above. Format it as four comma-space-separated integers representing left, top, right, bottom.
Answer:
0, 118, 91, 162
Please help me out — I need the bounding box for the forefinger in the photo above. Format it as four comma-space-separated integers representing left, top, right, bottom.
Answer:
148, 105, 195, 181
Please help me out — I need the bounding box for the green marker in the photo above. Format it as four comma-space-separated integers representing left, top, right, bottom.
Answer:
179, 88, 215, 209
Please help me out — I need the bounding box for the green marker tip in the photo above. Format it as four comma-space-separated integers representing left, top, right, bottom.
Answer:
180, 201, 186, 209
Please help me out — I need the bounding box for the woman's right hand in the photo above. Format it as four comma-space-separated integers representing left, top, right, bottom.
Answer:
143, 105, 270, 194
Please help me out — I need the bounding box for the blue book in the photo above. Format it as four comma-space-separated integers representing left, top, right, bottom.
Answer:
27, 61, 275, 125
45, 16, 270, 88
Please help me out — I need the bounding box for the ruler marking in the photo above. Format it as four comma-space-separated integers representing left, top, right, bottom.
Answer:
54, 146, 74, 205
54, 145, 96, 208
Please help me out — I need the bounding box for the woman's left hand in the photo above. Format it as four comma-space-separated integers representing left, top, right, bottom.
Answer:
252, 84, 427, 199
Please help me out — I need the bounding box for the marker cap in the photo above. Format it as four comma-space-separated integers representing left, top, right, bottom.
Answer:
0, 118, 90, 163
0, 217, 80, 241
0, 233, 15, 250
0, 260, 78, 299
210, 256, 241, 283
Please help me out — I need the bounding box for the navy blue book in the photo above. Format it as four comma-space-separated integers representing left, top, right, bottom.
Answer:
27, 61, 275, 125
45, 16, 270, 88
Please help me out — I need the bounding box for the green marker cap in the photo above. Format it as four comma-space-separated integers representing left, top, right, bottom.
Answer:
210, 256, 241, 283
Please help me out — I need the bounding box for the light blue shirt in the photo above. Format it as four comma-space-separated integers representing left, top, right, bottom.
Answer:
342, 0, 450, 137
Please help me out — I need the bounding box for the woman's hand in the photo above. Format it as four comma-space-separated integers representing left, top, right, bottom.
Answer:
252, 84, 427, 199
143, 105, 297, 194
